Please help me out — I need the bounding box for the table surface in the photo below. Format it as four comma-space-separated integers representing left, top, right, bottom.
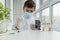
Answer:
0, 30, 60, 40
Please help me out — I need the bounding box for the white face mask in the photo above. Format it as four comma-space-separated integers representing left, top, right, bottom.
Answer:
23, 12, 34, 19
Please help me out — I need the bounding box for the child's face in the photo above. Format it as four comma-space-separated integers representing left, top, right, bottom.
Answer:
23, 7, 35, 13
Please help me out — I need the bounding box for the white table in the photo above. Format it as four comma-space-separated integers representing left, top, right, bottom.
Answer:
0, 30, 60, 40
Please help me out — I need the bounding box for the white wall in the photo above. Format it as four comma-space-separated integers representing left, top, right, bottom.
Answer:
13, 0, 26, 25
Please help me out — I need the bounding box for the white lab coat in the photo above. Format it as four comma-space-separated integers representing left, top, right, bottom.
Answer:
22, 14, 35, 30
13, 14, 35, 31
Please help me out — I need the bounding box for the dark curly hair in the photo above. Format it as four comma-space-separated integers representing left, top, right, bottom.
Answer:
23, 0, 36, 9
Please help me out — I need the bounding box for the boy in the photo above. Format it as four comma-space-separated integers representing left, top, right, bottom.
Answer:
23, 0, 36, 30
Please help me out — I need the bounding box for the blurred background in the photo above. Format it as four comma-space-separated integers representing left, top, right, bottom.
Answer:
0, 0, 60, 32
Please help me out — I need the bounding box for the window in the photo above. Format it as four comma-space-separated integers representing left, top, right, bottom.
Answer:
42, 8, 50, 24
42, 0, 48, 3
35, 0, 40, 19
35, 12, 40, 20
0, 0, 5, 7
53, 2, 60, 27
35, 0, 40, 10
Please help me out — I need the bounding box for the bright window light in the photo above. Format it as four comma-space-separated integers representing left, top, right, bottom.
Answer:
0, 0, 5, 7
42, 7, 50, 24
53, 3, 60, 16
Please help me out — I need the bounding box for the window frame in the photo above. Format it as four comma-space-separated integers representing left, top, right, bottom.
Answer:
36, 0, 60, 28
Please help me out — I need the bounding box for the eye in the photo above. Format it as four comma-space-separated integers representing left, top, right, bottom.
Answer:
30, 11, 33, 13
26, 10, 29, 12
